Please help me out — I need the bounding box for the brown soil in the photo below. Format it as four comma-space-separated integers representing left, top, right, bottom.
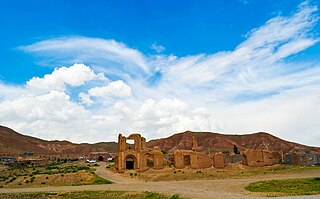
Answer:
1, 162, 319, 199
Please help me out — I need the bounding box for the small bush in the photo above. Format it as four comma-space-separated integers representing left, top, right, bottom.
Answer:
41, 182, 45, 185
46, 165, 59, 170
46, 176, 49, 180
170, 194, 182, 199
30, 176, 35, 182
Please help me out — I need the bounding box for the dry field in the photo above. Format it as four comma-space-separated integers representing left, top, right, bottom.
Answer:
0, 162, 320, 199
120, 163, 320, 182
0, 162, 111, 188
0, 190, 181, 199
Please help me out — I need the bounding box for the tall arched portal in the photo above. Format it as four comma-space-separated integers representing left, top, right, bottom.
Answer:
125, 155, 136, 170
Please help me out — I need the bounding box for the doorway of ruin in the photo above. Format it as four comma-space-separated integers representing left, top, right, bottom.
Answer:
98, 156, 104, 161
146, 154, 154, 168
184, 155, 191, 167
125, 155, 136, 170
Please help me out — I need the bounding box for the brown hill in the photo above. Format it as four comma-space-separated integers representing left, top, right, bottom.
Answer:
147, 131, 320, 154
1, 126, 319, 155
0, 125, 117, 155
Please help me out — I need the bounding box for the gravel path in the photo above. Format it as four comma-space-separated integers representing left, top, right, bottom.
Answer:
0, 163, 319, 199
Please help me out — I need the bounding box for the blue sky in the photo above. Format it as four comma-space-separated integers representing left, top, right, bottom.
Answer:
0, 0, 320, 145
0, 0, 310, 83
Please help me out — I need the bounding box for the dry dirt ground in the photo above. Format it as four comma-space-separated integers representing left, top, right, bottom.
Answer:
0, 162, 319, 199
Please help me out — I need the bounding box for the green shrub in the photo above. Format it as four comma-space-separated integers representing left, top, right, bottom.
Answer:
170, 194, 182, 199
30, 176, 35, 182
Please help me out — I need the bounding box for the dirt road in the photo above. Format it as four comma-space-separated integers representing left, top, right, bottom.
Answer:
0, 163, 319, 199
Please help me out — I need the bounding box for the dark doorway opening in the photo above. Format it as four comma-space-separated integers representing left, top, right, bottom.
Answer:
125, 155, 136, 170
126, 160, 134, 170
184, 155, 191, 167
98, 156, 104, 161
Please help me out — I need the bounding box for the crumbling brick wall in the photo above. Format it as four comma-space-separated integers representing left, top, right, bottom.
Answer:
243, 149, 281, 167
214, 152, 227, 168
198, 153, 213, 168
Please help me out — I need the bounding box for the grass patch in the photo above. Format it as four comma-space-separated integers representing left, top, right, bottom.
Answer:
0, 191, 183, 199
142, 192, 183, 199
68, 174, 112, 186
245, 177, 320, 196
92, 176, 113, 185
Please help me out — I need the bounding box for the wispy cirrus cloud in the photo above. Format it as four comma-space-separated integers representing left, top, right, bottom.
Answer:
19, 37, 151, 80
160, 2, 319, 100
0, 1, 319, 145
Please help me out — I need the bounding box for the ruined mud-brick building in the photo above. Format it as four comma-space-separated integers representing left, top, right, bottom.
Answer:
284, 153, 320, 166
242, 149, 281, 167
173, 137, 227, 169
89, 152, 113, 161
115, 134, 164, 173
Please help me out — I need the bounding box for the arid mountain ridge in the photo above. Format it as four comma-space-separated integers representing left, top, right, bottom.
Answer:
0, 125, 117, 155
148, 131, 320, 154
1, 125, 319, 155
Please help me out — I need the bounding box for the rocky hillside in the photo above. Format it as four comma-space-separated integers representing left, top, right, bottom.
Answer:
147, 131, 320, 154
1, 125, 319, 155
0, 125, 117, 155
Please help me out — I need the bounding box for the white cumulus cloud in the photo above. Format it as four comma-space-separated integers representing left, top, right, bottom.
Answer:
27, 63, 105, 93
